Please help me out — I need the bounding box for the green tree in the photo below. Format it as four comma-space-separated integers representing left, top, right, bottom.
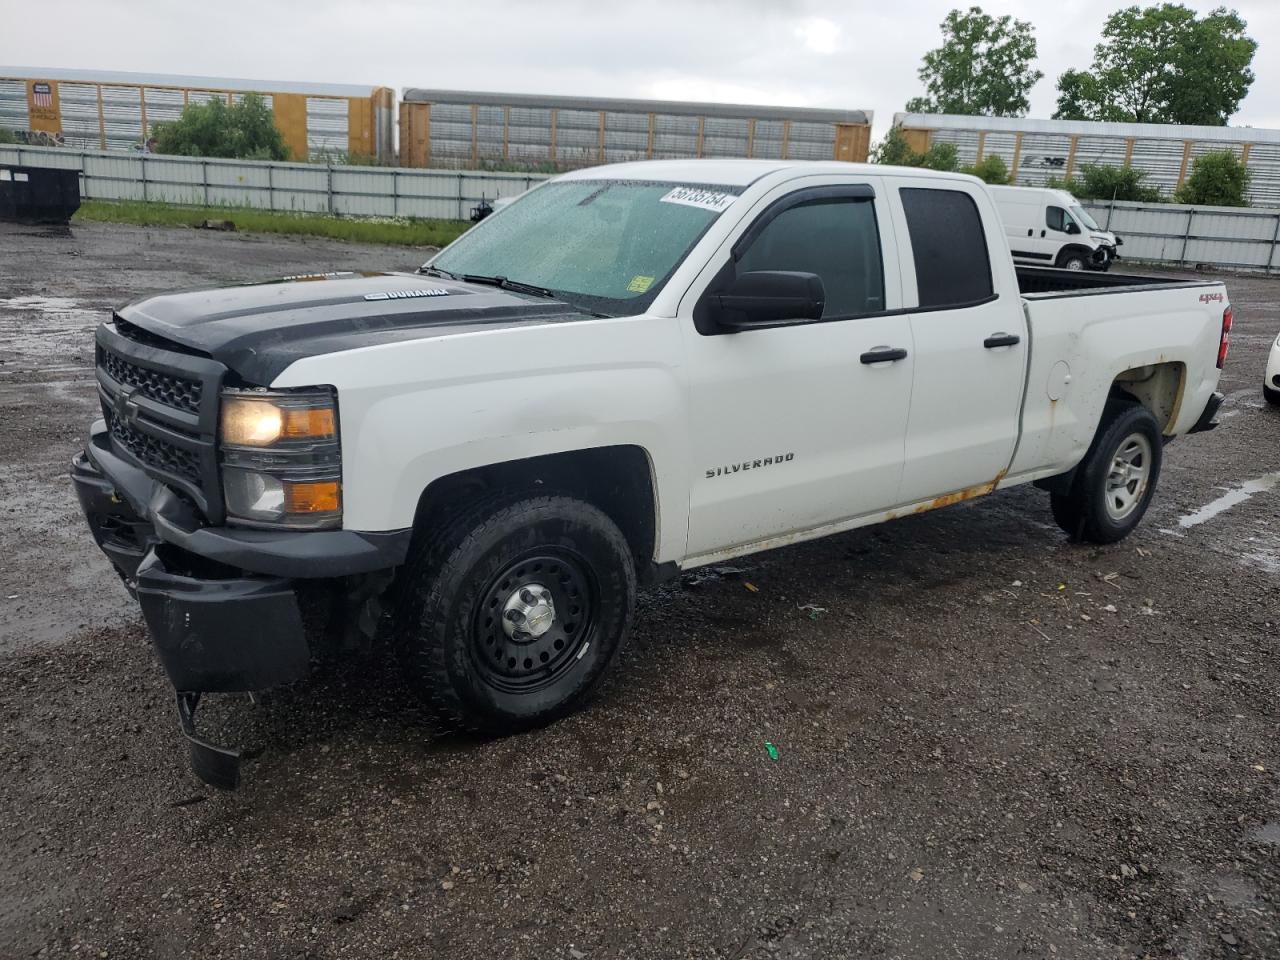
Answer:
962, 154, 1011, 184
152, 93, 289, 161
1054, 4, 1256, 125
906, 6, 1042, 117
0, 128, 15, 145
1174, 150, 1250, 206
871, 127, 958, 171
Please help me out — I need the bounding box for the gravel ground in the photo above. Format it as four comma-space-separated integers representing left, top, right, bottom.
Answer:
0, 220, 1276, 960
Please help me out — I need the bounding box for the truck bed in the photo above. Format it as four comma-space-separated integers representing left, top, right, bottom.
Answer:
1016, 265, 1205, 297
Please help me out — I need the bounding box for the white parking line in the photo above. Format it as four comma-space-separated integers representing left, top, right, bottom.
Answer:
1175, 472, 1280, 530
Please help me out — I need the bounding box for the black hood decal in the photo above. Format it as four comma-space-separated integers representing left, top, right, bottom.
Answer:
116, 272, 591, 384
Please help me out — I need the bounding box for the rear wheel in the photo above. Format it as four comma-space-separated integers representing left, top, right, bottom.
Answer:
397, 493, 636, 733
1265, 384, 1280, 406
1050, 401, 1163, 544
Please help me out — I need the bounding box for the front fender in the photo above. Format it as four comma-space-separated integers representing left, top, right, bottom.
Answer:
271, 314, 690, 563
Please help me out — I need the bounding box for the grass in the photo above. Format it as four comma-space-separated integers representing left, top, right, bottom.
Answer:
72, 200, 471, 248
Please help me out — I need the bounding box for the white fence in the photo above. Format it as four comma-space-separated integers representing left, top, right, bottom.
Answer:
1080, 199, 1280, 273
0, 144, 549, 221
4, 144, 1280, 272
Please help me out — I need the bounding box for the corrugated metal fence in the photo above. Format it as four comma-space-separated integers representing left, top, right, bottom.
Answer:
1081, 199, 1280, 273
5, 145, 1280, 271
0, 144, 546, 220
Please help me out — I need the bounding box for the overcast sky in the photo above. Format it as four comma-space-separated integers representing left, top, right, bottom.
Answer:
3, 0, 1278, 137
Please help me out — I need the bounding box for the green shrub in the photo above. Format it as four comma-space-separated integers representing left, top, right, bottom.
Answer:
1047, 164, 1163, 202
0, 128, 15, 145
1174, 150, 1250, 206
962, 154, 1012, 184
872, 127, 958, 172
152, 93, 289, 161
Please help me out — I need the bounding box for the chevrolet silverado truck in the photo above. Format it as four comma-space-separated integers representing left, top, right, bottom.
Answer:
72, 160, 1231, 787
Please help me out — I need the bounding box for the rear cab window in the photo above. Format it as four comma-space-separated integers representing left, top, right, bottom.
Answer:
898, 187, 995, 309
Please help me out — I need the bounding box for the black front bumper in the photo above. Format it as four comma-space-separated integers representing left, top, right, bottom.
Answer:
73, 421, 412, 691
72, 422, 412, 787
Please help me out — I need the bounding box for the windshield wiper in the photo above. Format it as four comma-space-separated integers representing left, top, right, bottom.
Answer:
418, 265, 457, 279
459, 274, 559, 300
422, 270, 608, 318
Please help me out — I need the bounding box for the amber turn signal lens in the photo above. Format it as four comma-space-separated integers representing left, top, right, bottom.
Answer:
283, 480, 341, 514
282, 407, 336, 440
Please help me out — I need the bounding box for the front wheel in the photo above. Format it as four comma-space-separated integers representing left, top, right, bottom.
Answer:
1058, 252, 1088, 272
1265, 383, 1280, 406
1050, 401, 1163, 544
397, 494, 636, 733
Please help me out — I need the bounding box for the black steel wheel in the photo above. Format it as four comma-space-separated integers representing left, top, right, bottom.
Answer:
397, 493, 636, 732
471, 550, 597, 694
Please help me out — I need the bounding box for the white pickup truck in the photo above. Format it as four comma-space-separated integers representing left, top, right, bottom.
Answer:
72, 159, 1230, 787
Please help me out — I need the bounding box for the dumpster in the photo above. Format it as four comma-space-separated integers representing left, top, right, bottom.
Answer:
0, 165, 81, 224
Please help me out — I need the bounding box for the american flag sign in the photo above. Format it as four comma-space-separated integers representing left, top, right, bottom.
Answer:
32, 82, 53, 108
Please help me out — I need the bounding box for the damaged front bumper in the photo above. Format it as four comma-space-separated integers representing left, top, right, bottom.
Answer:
71, 421, 411, 788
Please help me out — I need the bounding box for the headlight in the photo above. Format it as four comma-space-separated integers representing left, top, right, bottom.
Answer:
219, 388, 341, 529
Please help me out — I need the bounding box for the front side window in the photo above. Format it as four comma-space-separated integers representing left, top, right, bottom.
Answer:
428, 180, 740, 316
734, 198, 885, 318
1047, 205, 1079, 233
899, 187, 994, 309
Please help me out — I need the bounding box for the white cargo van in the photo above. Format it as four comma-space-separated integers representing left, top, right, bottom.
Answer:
991, 185, 1122, 272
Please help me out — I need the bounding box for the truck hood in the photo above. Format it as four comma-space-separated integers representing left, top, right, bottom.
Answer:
115, 271, 591, 384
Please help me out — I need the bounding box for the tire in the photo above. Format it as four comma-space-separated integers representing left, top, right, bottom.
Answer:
1049, 400, 1163, 544
1058, 252, 1088, 272
1265, 384, 1280, 406
396, 493, 636, 733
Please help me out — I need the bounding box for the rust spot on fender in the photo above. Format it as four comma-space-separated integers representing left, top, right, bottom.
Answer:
913, 469, 1008, 515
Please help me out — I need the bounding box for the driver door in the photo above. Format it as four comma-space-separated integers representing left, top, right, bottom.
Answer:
678, 177, 914, 560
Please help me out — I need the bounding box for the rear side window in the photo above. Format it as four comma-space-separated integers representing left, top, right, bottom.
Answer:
735, 198, 885, 318
899, 188, 994, 309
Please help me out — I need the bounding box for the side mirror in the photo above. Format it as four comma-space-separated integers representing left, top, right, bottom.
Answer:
712, 271, 825, 330
1065, 222, 1081, 235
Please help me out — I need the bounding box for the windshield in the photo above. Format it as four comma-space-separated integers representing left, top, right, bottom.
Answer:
1071, 204, 1101, 232
427, 180, 741, 316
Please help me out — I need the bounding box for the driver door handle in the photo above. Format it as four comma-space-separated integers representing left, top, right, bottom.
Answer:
984, 332, 1021, 349
860, 346, 908, 364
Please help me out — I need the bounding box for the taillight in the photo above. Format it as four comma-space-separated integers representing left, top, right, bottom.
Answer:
1217, 306, 1232, 369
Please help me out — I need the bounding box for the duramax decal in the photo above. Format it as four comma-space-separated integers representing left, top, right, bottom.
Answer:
706, 453, 794, 479
364, 288, 450, 301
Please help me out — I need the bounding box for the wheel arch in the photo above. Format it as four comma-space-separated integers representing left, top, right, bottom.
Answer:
1055, 243, 1096, 268
1110, 361, 1186, 435
410, 445, 670, 583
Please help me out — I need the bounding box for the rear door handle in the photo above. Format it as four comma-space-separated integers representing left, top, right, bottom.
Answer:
860, 346, 908, 364
984, 332, 1021, 349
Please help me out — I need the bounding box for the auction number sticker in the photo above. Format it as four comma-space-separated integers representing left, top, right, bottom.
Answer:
660, 186, 736, 213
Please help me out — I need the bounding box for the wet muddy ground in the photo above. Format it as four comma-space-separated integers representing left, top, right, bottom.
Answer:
0, 221, 1276, 959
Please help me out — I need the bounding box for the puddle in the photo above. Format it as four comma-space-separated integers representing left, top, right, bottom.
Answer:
0, 295, 104, 374
0, 294, 100, 322
1176, 472, 1280, 529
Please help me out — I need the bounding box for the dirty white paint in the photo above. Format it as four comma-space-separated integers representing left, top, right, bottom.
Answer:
1176, 472, 1280, 530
